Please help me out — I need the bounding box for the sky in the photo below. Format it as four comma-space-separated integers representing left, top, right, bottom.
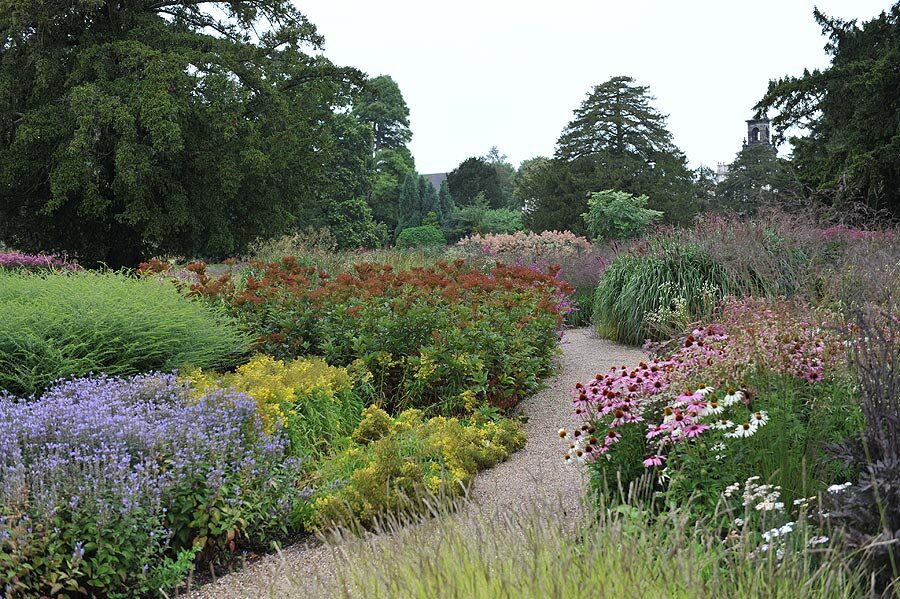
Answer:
297, 0, 892, 174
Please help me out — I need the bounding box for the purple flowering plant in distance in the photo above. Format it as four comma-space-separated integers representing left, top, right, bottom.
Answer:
0, 251, 79, 271
0, 373, 307, 596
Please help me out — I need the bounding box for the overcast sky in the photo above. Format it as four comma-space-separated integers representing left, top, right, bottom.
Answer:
298, 0, 891, 174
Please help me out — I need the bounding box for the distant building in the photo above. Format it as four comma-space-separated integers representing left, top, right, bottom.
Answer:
715, 162, 729, 184
742, 117, 773, 150
422, 172, 448, 192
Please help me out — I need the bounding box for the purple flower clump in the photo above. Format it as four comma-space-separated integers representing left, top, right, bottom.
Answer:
0, 252, 79, 271
0, 373, 303, 593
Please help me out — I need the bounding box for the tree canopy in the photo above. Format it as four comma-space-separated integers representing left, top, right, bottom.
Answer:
714, 145, 802, 213
756, 4, 900, 215
353, 74, 412, 155
446, 157, 505, 208
523, 76, 695, 233
0, 0, 371, 266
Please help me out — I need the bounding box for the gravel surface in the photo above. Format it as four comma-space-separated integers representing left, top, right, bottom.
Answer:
180, 328, 645, 599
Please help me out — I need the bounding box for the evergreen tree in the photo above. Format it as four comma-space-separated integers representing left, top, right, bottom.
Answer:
757, 4, 900, 215
525, 76, 696, 233
418, 176, 440, 217
396, 172, 422, 235
352, 75, 412, 154
446, 157, 504, 208
438, 180, 456, 232
714, 145, 802, 213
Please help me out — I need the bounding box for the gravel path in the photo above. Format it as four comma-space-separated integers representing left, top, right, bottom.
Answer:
181, 328, 645, 599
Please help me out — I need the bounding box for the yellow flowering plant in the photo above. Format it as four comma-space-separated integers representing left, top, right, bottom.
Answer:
187, 355, 363, 457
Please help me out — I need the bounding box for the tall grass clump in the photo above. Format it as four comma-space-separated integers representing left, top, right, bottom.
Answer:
282, 499, 862, 599
0, 270, 250, 396
593, 240, 750, 344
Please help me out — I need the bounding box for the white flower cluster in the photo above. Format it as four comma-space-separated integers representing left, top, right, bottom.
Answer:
560, 428, 588, 465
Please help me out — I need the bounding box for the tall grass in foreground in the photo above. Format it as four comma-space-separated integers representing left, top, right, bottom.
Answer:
276, 498, 863, 599
0, 270, 250, 396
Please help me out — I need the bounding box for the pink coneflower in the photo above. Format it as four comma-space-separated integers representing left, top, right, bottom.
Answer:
643, 454, 666, 468
646, 424, 667, 439
683, 423, 709, 439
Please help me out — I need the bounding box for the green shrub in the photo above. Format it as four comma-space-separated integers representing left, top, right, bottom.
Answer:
0, 271, 250, 396
565, 287, 595, 327
581, 189, 663, 241
311, 406, 525, 531
395, 225, 447, 249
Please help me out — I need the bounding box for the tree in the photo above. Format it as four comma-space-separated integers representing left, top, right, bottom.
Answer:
446, 157, 504, 208
483, 146, 517, 208
756, 4, 900, 215
353, 74, 412, 155
692, 165, 718, 212
0, 0, 369, 266
396, 172, 422, 235
525, 77, 696, 233
714, 145, 802, 213
581, 190, 663, 241
368, 147, 416, 232
437, 180, 456, 232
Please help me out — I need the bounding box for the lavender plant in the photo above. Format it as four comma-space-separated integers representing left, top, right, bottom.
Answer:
0, 373, 307, 597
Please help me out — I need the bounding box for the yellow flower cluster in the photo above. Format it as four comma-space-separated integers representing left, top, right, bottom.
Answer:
312, 406, 525, 530
188, 354, 356, 437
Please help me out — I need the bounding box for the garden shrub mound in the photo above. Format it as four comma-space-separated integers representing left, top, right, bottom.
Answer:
0, 373, 309, 598
395, 225, 446, 249
311, 405, 525, 531
0, 251, 78, 271
0, 270, 250, 396
184, 259, 569, 414
188, 355, 364, 458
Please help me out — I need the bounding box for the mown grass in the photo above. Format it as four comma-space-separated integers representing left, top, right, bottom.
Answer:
0, 270, 250, 396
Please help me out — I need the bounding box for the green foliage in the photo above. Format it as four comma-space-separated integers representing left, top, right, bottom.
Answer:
593, 242, 742, 345
395, 225, 447, 249
0, 0, 371, 266
756, 4, 900, 215
0, 270, 250, 396
311, 406, 525, 530
446, 157, 505, 208
483, 146, 518, 208
368, 147, 417, 232
326, 196, 386, 249
581, 189, 663, 241
524, 77, 696, 234
715, 145, 802, 213
353, 75, 412, 153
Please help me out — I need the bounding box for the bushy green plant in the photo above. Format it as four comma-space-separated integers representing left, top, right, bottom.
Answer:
310, 406, 525, 530
581, 189, 663, 241
0, 271, 250, 396
593, 241, 745, 344
395, 225, 446, 249
188, 354, 364, 458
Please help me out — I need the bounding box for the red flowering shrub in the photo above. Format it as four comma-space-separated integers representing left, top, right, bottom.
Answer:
182, 259, 571, 414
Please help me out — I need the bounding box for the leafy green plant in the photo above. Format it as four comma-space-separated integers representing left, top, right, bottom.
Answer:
395, 225, 447, 249
581, 189, 663, 241
0, 271, 250, 396
310, 406, 525, 531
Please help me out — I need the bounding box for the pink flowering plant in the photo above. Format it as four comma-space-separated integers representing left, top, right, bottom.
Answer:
562, 297, 862, 514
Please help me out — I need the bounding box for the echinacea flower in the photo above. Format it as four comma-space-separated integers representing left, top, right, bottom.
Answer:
683, 423, 709, 439
695, 385, 715, 397
712, 418, 735, 431
702, 401, 724, 416
722, 389, 743, 407
725, 421, 757, 438
749, 410, 769, 427
643, 454, 666, 468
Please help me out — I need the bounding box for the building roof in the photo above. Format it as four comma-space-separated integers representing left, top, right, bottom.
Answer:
422, 172, 448, 192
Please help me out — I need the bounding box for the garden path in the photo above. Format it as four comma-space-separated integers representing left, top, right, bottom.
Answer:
182, 328, 645, 598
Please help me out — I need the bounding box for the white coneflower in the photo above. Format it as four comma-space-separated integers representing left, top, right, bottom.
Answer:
722, 389, 744, 407
749, 410, 769, 427
696, 385, 715, 397
703, 401, 724, 416
726, 421, 758, 438
712, 418, 735, 431
558, 428, 569, 439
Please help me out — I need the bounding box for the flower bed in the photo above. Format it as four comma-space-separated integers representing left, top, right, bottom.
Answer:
177, 259, 570, 415
565, 298, 862, 513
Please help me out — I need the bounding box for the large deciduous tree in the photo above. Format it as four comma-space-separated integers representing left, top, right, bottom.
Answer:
524, 76, 696, 234
756, 4, 900, 215
0, 0, 369, 266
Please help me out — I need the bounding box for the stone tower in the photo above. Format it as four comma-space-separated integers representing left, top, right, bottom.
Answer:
743, 118, 772, 149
